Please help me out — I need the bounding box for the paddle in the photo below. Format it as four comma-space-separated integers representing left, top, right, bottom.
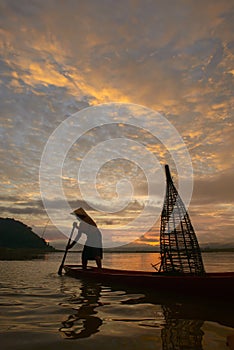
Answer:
58, 223, 76, 276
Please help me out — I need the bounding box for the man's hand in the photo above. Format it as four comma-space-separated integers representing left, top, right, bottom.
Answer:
73, 221, 78, 229
67, 241, 75, 250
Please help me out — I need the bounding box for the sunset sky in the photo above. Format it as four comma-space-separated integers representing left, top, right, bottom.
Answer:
0, 0, 233, 248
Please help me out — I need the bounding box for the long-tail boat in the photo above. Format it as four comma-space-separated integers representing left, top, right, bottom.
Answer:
63, 165, 234, 298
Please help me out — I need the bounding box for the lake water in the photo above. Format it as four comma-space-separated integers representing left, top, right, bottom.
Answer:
0, 252, 234, 350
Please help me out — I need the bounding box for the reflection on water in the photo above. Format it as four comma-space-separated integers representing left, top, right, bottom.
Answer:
59, 281, 218, 350
161, 306, 204, 350
60, 281, 103, 339
59, 277, 234, 349
121, 291, 205, 349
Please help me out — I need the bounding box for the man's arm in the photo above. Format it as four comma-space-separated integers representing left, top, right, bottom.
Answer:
68, 222, 81, 249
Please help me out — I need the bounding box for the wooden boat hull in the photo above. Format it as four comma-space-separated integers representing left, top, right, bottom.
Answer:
64, 265, 234, 299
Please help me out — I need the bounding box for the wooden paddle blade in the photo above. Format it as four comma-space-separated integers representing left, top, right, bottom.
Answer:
58, 264, 63, 276
57, 243, 70, 276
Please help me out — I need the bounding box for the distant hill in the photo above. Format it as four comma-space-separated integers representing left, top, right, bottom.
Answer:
0, 217, 55, 251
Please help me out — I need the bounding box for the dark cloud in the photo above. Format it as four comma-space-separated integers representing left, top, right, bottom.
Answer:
0, 206, 43, 215
192, 171, 234, 205
0, 194, 23, 202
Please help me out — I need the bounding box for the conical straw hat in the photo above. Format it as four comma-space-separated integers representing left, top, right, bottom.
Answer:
71, 207, 96, 226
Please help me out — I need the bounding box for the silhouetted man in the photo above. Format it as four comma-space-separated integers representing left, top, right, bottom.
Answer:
68, 208, 102, 269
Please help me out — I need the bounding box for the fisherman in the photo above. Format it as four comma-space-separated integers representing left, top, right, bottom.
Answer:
68, 208, 103, 270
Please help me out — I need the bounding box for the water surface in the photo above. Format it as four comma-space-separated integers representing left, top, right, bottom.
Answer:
0, 252, 234, 350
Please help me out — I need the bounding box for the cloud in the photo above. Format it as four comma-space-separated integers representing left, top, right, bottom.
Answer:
0, 0, 233, 244
192, 170, 234, 204
0, 206, 43, 215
